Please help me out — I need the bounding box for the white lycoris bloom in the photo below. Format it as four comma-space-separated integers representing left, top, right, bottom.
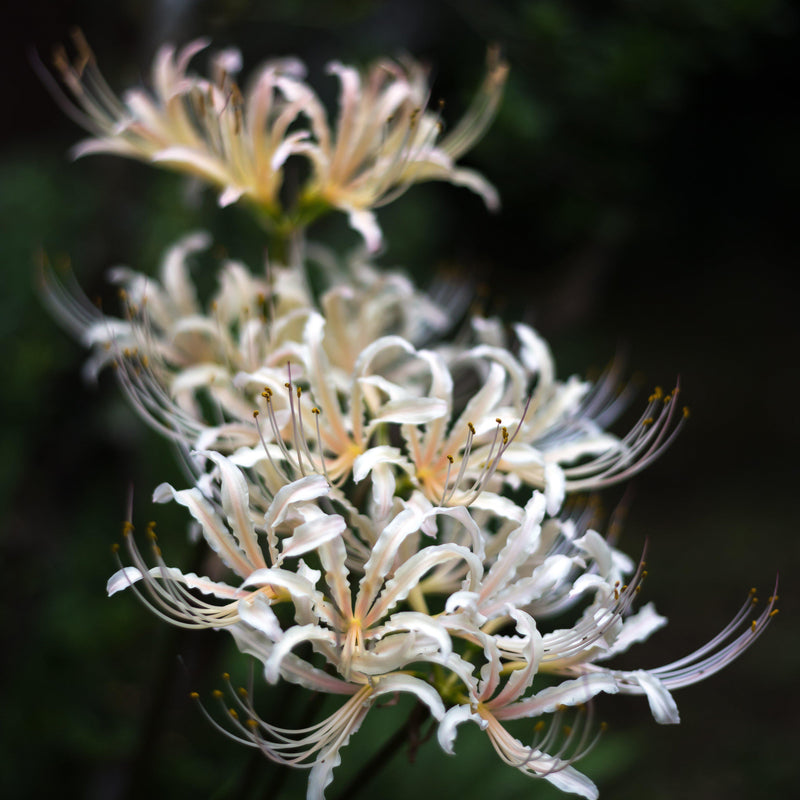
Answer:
107, 446, 776, 800
47, 32, 506, 250
42, 39, 775, 798
48, 31, 309, 214
291, 48, 508, 251
42, 233, 686, 524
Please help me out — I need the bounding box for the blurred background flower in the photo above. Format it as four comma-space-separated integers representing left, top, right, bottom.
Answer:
2, 1, 798, 799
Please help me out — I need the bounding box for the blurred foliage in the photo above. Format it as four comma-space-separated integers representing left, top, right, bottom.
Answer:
3, 1, 799, 799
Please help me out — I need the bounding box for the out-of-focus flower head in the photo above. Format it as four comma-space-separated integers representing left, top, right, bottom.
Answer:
42, 233, 687, 522
46, 31, 507, 250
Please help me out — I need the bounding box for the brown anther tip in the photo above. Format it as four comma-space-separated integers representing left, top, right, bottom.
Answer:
312, 407, 320, 414
467, 422, 476, 434
496, 418, 502, 424
447, 455, 454, 463
253, 410, 259, 418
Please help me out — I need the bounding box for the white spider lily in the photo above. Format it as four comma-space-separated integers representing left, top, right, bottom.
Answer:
294, 49, 508, 250
42, 234, 687, 520
47, 32, 310, 216
46, 33, 506, 249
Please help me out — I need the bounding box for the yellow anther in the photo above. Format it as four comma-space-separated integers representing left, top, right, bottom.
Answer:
751, 620, 758, 632
312, 407, 320, 415
190, 692, 200, 700
297, 386, 302, 398
534, 720, 546, 733
683, 406, 691, 419
237, 687, 248, 698
253, 410, 259, 418
284, 382, 291, 390
563, 725, 572, 735
212, 690, 224, 700
111, 543, 120, 554
769, 609, 780, 617
229, 708, 239, 719
246, 719, 259, 729
122, 521, 134, 536
643, 418, 654, 427
447, 455, 454, 464
467, 422, 476, 435
495, 418, 502, 424
502, 427, 509, 444
222, 672, 231, 680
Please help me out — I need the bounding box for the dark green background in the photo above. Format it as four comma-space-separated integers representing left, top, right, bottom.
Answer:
3, 1, 798, 798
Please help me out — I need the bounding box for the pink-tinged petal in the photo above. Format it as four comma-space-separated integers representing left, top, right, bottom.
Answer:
371, 673, 446, 721
382, 611, 452, 659
108, 565, 246, 599
153, 482, 253, 577
238, 593, 282, 641
625, 670, 680, 725
70, 137, 145, 159
263, 474, 331, 531
218, 185, 245, 207
264, 624, 337, 684
269, 129, 310, 170
199, 450, 266, 569
107, 566, 143, 596
230, 623, 358, 696
150, 145, 231, 183
494, 673, 620, 721
594, 603, 667, 660
347, 208, 382, 252
543, 767, 599, 800
280, 512, 347, 561
317, 537, 352, 620
543, 462, 566, 515
481, 554, 575, 618
513, 323, 555, 389
365, 543, 483, 626
425, 505, 486, 561
355, 505, 425, 618
370, 396, 448, 425
438, 705, 487, 755
447, 166, 500, 211
480, 491, 546, 601
352, 446, 408, 483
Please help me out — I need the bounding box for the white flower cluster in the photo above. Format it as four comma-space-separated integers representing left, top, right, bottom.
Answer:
45, 234, 775, 799
48, 31, 507, 251
44, 36, 776, 800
